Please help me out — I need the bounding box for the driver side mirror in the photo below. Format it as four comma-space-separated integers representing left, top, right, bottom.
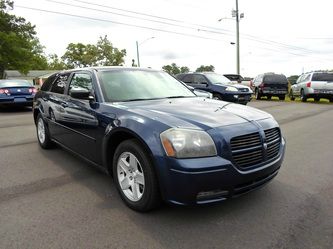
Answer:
70, 87, 92, 100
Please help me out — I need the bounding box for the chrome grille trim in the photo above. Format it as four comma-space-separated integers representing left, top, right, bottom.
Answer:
230, 127, 281, 169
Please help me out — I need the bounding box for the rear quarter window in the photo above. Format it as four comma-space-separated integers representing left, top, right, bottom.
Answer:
312, 73, 333, 81
263, 75, 288, 84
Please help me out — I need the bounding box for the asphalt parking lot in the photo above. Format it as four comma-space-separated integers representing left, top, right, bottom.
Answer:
0, 100, 332, 249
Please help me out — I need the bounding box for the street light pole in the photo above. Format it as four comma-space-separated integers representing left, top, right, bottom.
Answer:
136, 37, 155, 68
136, 41, 140, 67
235, 0, 240, 75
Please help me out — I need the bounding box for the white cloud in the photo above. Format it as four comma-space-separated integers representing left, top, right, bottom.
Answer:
11, 0, 333, 77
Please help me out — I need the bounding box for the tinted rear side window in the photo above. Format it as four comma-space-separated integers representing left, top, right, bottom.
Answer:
41, 74, 58, 91
50, 73, 70, 94
312, 73, 333, 81
181, 74, 194, 83
263, 75, 288, 84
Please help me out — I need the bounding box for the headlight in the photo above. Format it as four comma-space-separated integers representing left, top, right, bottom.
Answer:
160, 128, 217, 158
225, 86, 238, 92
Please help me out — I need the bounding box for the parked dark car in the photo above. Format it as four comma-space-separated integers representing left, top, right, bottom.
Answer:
33, 67, 285, 211
176, 72, 252, 105
0, 79, 37, 106
252, 73, 288, 100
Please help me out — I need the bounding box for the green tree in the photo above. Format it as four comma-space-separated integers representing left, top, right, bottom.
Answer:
0, 0, 48, 78
180, 66, 190, 73
96, 35, 126, 66
287, 75, 299, 85
162, 63, 190, 75
195, 65, 215, 72
47, 54, 67, 70
62, 36, 126, 68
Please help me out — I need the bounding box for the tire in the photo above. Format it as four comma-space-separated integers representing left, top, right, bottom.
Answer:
113, 139, 161, 212
255, 88, 262, 100
300, 89, 307, 102
36, 113, 53, 149
314, 97, 320, 102
267, 96, 272, 100
279, 95, 286, 101
330, 98, 333, 103
289, 90, 295, 101
213, 93, 223, 100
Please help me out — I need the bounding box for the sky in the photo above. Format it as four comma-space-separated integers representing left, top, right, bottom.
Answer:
10, 0, 333, 77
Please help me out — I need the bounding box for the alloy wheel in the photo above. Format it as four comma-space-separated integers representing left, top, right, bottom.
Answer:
37, 118, 46, 144
117, 152, 145, 202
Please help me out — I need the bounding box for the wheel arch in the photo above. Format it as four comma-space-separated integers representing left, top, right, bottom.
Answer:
102, 127, 156, 176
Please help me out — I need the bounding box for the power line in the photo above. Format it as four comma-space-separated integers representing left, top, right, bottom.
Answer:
15, 5, 226, 42
14, 5, 332, 61
46, 0, 233, 36
67, 0, 320, 55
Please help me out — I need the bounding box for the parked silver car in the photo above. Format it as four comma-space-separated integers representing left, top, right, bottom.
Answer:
290, 72, 333, 102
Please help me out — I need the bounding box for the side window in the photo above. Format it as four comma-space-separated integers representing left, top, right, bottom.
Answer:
193, 75, 208, 84
296, 75, 303, 84
304, 74, 311, 82
50, 73, 70, 94
182, 74, 194, 83
41, 74, 58, 92
68, 73, 93, 94
258, 75, 263, 82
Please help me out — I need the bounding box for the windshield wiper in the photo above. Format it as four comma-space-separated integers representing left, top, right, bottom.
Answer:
165, 96, 194, 99
122, 98, 162, 102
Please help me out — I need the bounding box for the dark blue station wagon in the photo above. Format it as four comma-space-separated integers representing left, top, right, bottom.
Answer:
33, 67, 285, 211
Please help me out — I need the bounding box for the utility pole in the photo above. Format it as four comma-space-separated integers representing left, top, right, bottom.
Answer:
136, 41, 140, 67
235, 0, 240, 75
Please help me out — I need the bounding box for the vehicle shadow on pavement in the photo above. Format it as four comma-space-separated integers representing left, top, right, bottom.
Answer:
34, 145, 311, 248
0, 106, 32, 113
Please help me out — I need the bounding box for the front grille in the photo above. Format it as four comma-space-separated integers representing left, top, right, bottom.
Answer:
230, 128, 281, 169
239, 88, 249, 92
265, 128, 281, 159
230, 132, 263, 168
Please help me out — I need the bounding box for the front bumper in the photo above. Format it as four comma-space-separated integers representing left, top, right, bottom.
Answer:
160, 138, 285, 205
222, 93, 252, 104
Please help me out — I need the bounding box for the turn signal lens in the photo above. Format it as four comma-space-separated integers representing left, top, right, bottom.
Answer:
161, 138, 176, 157
306, 82, 311, 88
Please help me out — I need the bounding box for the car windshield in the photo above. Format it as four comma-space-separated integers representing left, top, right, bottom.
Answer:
312, 73, 333, 82
263, 75, 288, 84
99, 69, 195, 102
0, 80, 32, 88
204, 73, 231, 85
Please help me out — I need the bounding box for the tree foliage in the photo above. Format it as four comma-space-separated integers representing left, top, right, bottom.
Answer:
195, 65, 215, 72
0, 0, 48, 78
287, 75, 299, 85
62, 36, 126, 68
47, 54, 67, 70
162, 63, 190, 75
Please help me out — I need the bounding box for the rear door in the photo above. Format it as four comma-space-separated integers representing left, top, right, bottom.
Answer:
47, 73, 71, 145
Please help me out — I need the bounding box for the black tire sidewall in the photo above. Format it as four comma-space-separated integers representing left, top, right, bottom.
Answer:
112, 139, 160, 212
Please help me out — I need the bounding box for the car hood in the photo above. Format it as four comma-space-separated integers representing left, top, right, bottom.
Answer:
109, 98, 272, 130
